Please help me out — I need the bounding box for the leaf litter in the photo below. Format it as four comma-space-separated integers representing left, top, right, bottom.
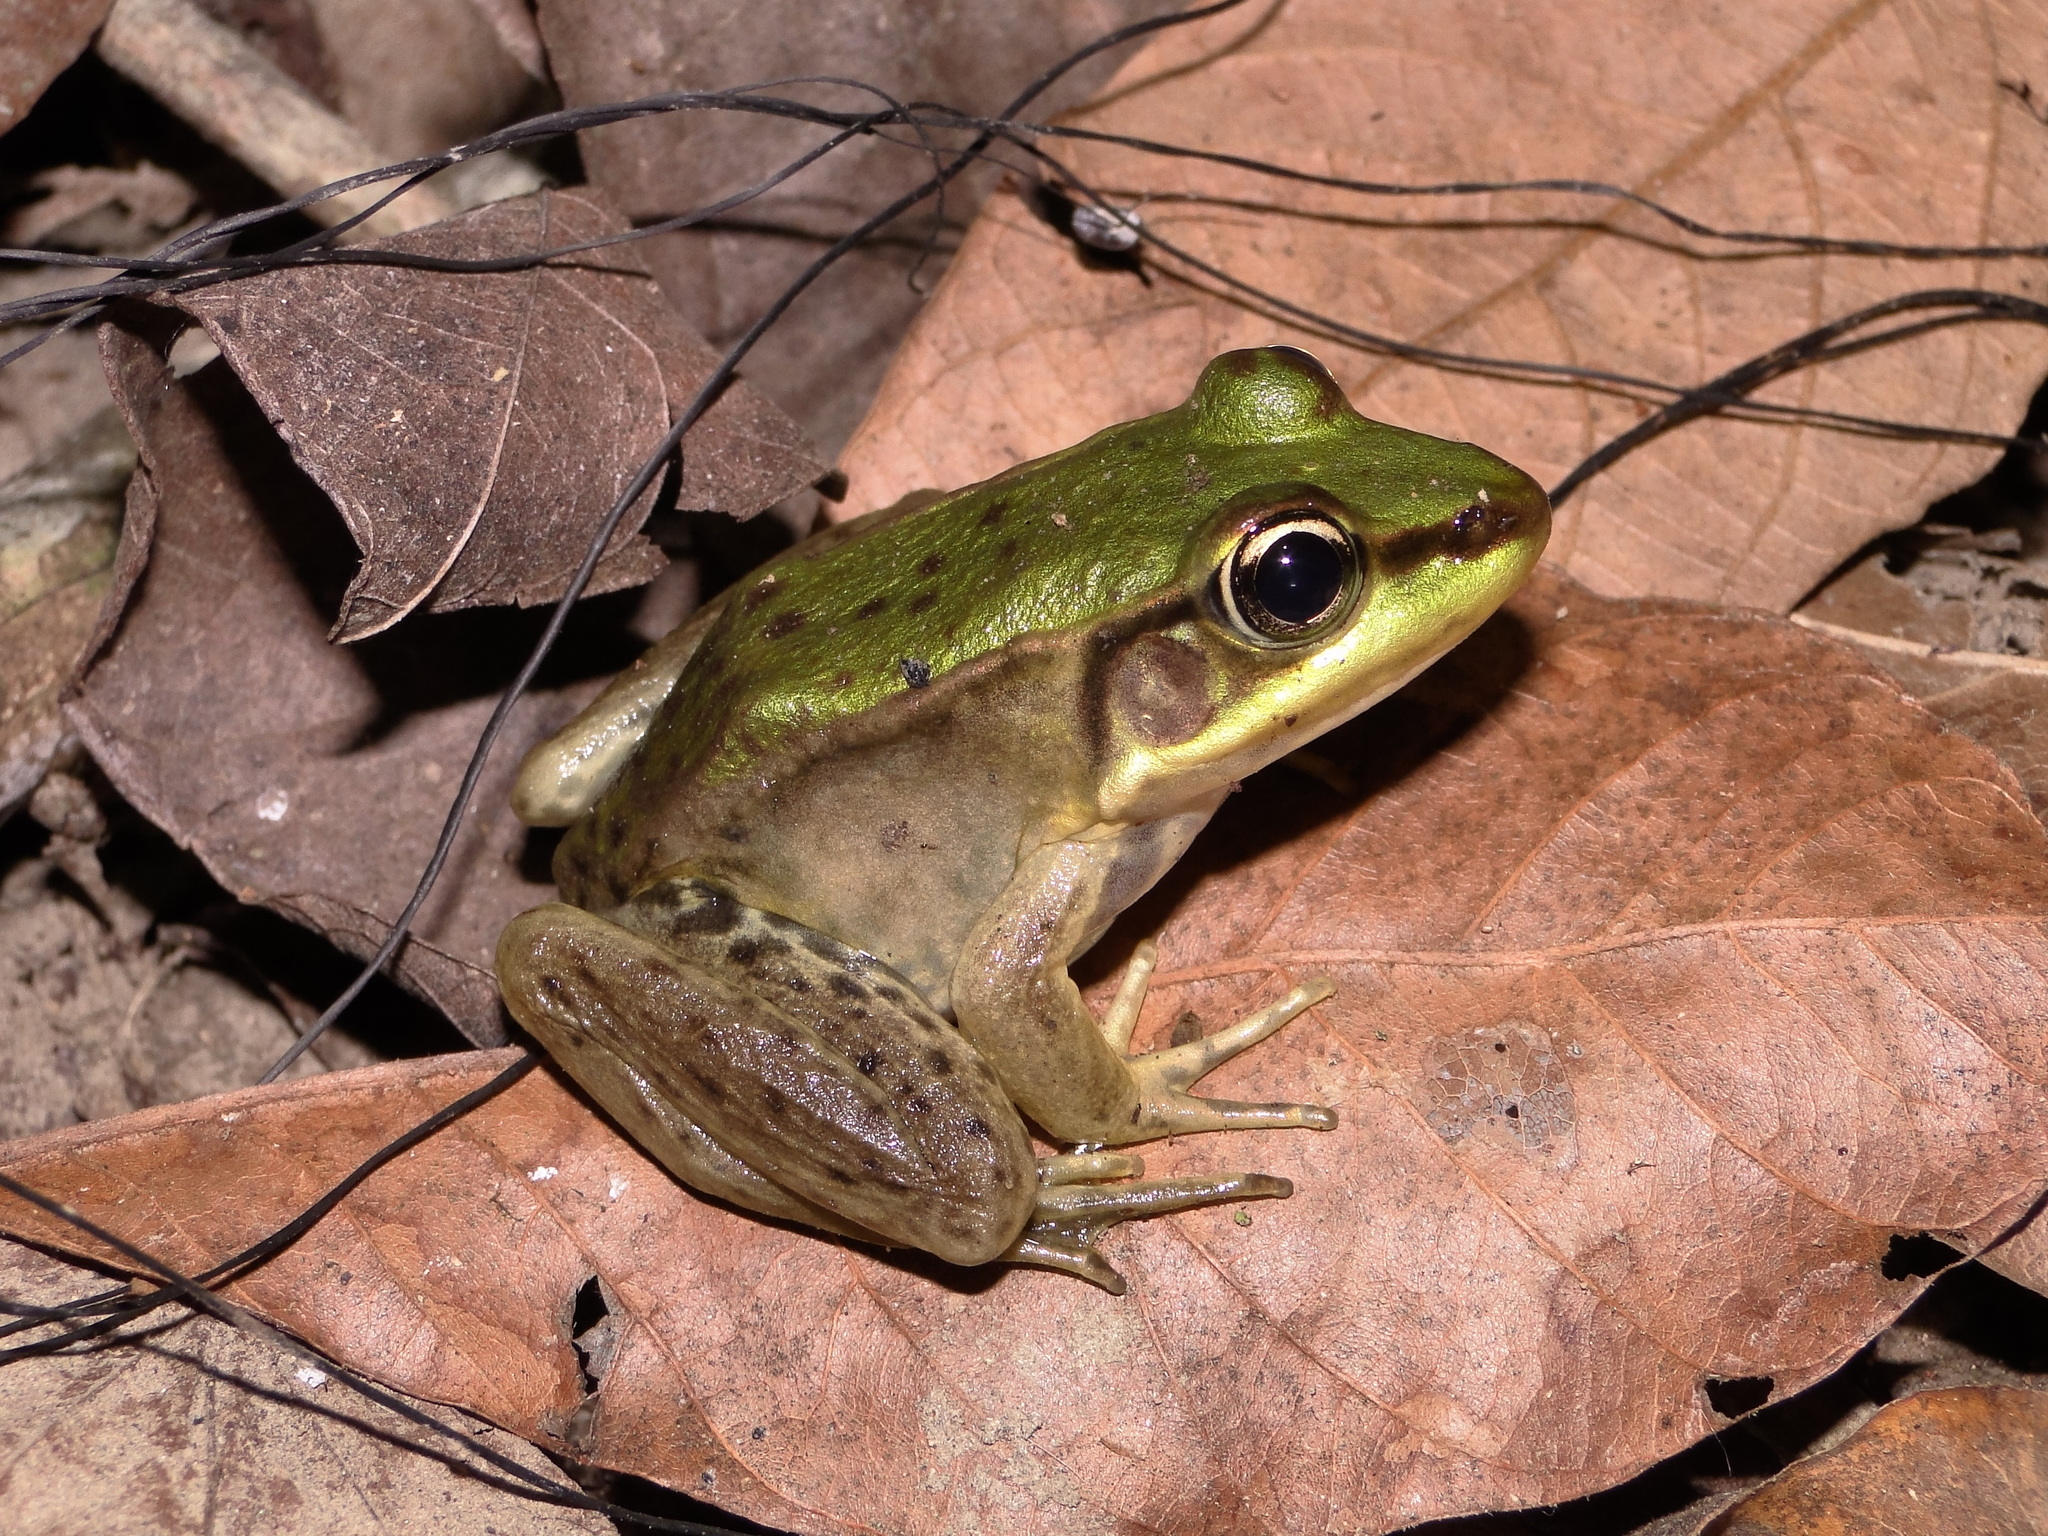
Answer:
836, 0, 2048, 616
4, 0, 2048, 1531
0, 1235, 613, 1535
1696, 1384, 2048, 1535
174, 187, 824, 641
535, 0, 1188, 458
66, 315, 620, 1040
6, 572, 2048, 1533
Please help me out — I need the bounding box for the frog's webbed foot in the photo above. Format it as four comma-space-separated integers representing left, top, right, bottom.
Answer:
1004, 1152, 1291, 1294
1101, 944, 1340, 1139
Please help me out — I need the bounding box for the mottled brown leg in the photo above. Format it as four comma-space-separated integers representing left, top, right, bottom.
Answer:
499, 895, 1040, 1266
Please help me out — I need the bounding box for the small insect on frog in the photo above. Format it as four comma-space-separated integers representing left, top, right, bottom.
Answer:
499, 347, 1548, 1291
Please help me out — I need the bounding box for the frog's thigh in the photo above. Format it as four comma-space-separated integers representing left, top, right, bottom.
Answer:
498, 896, 1039, 1266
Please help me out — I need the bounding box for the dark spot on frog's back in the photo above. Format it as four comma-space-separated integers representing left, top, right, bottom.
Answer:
916, 553, 946, 577
761, 611, 807, 639
978, 501, 1007, 527
927, 1049, 953, 1075
856, 596, 887, 620
908, 592, 937, 615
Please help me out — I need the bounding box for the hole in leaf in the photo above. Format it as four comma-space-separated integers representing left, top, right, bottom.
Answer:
1702, 1375, 1774, 1418
569, 1274, 611, 1396
571, 1273, 609, 1336
1881, 1232, 1965, 1281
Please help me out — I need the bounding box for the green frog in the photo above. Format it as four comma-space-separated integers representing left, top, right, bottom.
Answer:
498, 347, 1548, 1292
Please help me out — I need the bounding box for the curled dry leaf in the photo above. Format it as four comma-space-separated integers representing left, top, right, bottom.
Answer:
0, 1237, 613, 1535
9, 573, 2048, 1534
175, 188, 824, 642
836, 0, 2048, 613
535, 0, 1185, 456
65, 317, 617, 1041
0, 0, 112, 134
1699, 1385, 2048, 1535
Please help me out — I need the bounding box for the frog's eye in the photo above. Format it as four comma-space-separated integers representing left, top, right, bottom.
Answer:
1220, 513, 1358, 643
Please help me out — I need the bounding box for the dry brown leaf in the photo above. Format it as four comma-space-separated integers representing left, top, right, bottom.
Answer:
836, 0, 2048, 615
535, 0, 1187, 457
175, 188, 823, 642
8, 572, 2048, 1534
0, 1236, 613, 1535
301, 0, 537, 160
0, 409, 131, 819
0, 162, 199, 253
1982, 1194, 2048, 1296
1700, 1385, 2048, 1535
0, 267, 120, 488
65, 316, 621, 1041
0, 0, 111, 134
1791, 614, 2048, 821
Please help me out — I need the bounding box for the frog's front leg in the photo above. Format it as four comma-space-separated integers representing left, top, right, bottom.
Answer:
951, 836, 1339, 1147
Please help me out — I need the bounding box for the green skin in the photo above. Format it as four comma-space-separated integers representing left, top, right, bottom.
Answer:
498, 347, 1549, 1292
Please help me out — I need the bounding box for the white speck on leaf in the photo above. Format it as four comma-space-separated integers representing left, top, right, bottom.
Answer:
255, 789, 289, 822
528, 1165, 559, 1182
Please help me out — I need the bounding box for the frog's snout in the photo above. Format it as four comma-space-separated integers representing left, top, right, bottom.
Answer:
1461, 470, 1551, 565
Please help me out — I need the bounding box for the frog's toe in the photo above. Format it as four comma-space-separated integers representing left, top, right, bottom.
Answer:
1123, 976, 1338, 1135
1038, 1150, 1146, 1185
1005, 1170, 1294, 1293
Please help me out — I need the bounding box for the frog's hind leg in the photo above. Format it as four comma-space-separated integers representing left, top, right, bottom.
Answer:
1007, 1152, 1292, 1293
498, 883, 1042, 1268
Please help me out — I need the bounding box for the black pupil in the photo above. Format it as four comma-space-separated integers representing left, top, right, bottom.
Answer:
1254, 529, 1344, 625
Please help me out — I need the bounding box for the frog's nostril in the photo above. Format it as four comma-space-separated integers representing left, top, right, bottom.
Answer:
1446, 499, 1528, 557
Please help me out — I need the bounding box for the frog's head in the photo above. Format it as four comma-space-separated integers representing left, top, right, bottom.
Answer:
1092, 345, 1548, 821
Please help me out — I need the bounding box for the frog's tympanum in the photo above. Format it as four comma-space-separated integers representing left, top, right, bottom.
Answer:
499, 347, 1548, 1292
